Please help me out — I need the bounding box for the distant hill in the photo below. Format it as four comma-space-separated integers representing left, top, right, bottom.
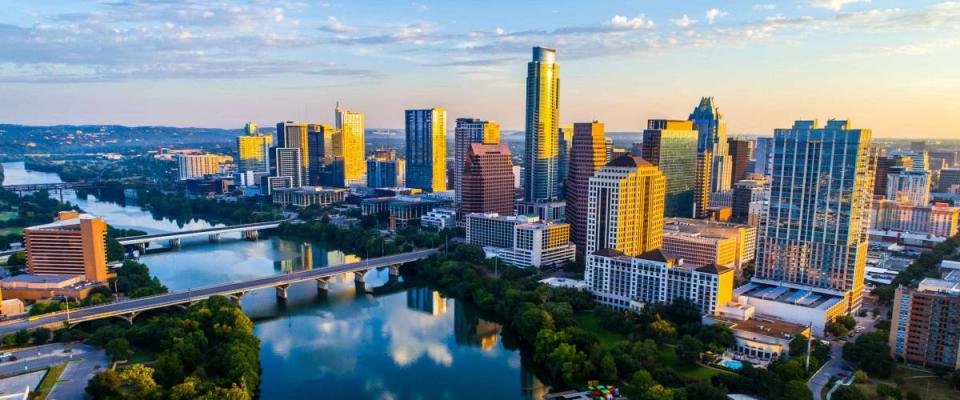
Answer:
0, 124, 241, 156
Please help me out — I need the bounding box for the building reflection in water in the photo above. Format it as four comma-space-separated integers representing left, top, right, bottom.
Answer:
274, 242, 359, 273
453, 302, 502, 351
521, 366, 550, 400
405, 287, 447, 316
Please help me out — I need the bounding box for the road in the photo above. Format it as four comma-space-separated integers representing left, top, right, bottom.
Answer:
808, 300, 887, 400
0, 249, 437, 335
48, 347, 108, 400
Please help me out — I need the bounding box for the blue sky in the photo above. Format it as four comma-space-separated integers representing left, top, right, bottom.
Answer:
1, 0, 958, 138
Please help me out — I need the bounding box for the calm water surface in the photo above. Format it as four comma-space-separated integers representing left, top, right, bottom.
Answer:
2, 161, 548, 399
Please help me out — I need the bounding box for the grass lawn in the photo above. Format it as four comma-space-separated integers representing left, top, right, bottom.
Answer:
29, 363, 67, 400
574, 313, 626, 349
129, 348, 155, 364
855, 366, 959, 400
0, 227, 22, 235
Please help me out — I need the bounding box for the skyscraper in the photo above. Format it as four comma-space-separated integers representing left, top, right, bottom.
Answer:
694, 150, 713, 219
237, 133, 273, 174
641, 119, 699, 217
273, 147, 303, 187
557, 124, 574, 195
565, 121, 607, 253
753, 137, 774, 176
885, 166, 931, 206
306, 124, 344, 187
523, 46, 561, 203
367, 147, 405, 188
336, 103, 366, 186
277, 121, 311, 183
454, 118, 500, 206
460, 143, 514, 220
243, 121, 258, 136
689, 97, 732, 192
585, 154, 666, 256
727, 138, 752, 185
753, 120, 874, 311
405, 108, 447, 192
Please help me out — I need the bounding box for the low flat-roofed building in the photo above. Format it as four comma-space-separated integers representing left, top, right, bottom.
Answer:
704, 303, 811, 361
539, 277, 589, 290
272, 186, 348, 208
0, 274, 105, 301
1, 298, 25, 316
421, 208, 456, 231
734, 281, 848, 336
467, 213, 575, 268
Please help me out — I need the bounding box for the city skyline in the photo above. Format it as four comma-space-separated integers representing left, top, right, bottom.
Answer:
1, 1, 959, 138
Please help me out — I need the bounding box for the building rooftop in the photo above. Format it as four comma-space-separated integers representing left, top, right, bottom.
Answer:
711, 313, 809, 340
2, 274, 79, 284
917, 277, 960, 295
26, 212, 97, 231
736, 282, 844, 311
606, 154, 653, 168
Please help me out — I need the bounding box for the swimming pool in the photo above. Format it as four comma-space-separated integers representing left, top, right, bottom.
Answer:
721, 360, 744, 370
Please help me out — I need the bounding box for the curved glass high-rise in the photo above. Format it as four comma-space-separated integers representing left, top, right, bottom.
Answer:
523, 47, 560, 203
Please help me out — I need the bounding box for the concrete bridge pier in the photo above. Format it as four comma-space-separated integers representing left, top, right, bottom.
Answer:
242, 230, 259, 241
276, 284, 289, 300
354, 270, 369, 284
316, 277, 330, 292
208, 233, 221, 243
229, 292, 245, 304
136, 243, 147, 253
168, 238, 181, 248
389, 265, 400, 277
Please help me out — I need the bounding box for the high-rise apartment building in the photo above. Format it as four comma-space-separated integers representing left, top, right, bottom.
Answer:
523, 47, 561, 203
886, 166, 931, 206
335, 103, 366, 186
454, 118, 500, 206
236, 133, 273, 174
565, 122, 607, 253
405, 108, 447, 192
305, 124, 341, 186
641, 119, 699, 217
871, 199, 959, 238
177, 154, 223, 180
689, 97, 732, 192
727, 138, 752, 186
585, 154, 665, 256
750, 120, 874, 324
890, 276, 960, 370
732, 178, 768, 226
273, 147, 303, 188
366, 147, 405, 188
277, 121, 311, 183
459, 144, 514, 220
24, 211, 109, 282
874, 155, 912, 196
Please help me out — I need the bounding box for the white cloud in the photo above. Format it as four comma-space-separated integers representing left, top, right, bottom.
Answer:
808, 0, 871, 11
672, 15, 697, 28
706, 8, 729, 24
495, 27, 504, 35
753, 4, 776, 10
319, 16, 351, 33
610, 14, 655, 30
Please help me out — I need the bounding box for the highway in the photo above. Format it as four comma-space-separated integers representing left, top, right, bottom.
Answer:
0, 249, 437, 335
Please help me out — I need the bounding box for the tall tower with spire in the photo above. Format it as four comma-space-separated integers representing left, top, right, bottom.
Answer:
689, 97, 732, 193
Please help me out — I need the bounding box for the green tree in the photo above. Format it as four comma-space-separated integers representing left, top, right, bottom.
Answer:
105, 338, 132, 361
31, 328, 51, 345
684, 381, 727, 400
514, 306, 555, 343
832, 385, 867, 400
14, 329, 30, 346
626, 370, 656, 399
843, 332, 895, 378
647, 316, 677, 343
641, 384, 674, 400
676, 335, 704, 365
783, 379, 813, 400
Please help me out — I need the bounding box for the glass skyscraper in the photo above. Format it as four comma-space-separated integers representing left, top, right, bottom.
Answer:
689, 97, 732, 192
523, 47, 560, 203
405, 108, 447, 192
641, 120, 699, 217
335, 103, 366, 186
754, 119, 874, 310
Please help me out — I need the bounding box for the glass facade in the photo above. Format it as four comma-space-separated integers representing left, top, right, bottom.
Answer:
523, 47, 561, 202
641, 119, 698, 217
405, 108, 447, 192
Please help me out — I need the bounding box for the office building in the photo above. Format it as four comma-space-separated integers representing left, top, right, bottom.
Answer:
465, 213, 575, 268
459, 143, 515, 221
565, 122, 607, 253
387, 193, 453, 230
641, 119, 699, 217
421, 208, 457, 231
24, 211, 109, 282
727, 138, 752, 186
871, 199, 960, 238
236, 133, 273, 174
585, 154, 665, 256
940, 168, 960, 193
890, 276, 960, 370
177, 153, 224, 180
753, 137, 773, 176
732, 178, 768, 226
689, 97, 732, 192
586, 249, 734, 315
405, 108, 447, 192
930, 151, 959, 170
243, 121, 258, 136
557, 124, 573, 195
271, 186, 348, 208
662, 218, 757, 271
304, 124, 339, 186
454, 118, 501, 206
523, 47, 561, 204
886, 166, 931, 206
745, 120, 874, 334
335, 103, 366, 186
874, 155, 912, 196
273, 147, 303, 189
366, 147, 405, 188
277, 121, 311, 183
694, 150, 713, 219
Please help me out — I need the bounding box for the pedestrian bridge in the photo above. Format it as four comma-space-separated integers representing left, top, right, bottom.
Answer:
0, 249, 438, 334
117, 220, 287, 246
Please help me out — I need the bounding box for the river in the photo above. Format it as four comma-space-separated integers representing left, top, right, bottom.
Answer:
1, 161, 548, 399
